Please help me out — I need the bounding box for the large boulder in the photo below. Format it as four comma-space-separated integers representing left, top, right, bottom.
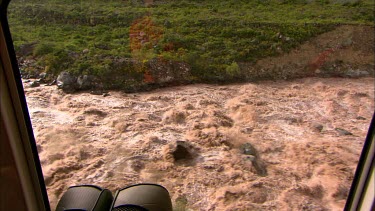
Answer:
56, 72, 77, 93
57, 72, 101, 93
77, 75, 98, 90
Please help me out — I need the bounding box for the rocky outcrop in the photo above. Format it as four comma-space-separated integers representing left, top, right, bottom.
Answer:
148, 58, 191, 84
56, 72, 77, 93
77, 75, 98, 90
18, 42, 37, 57
56, 72, 101, 93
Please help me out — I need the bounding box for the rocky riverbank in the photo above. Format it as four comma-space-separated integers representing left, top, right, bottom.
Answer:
19, 25, 374, 93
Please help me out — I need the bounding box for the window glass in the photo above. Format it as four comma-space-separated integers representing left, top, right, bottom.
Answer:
8, 0, 374, 209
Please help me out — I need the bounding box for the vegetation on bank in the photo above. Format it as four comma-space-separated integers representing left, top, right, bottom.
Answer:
8, 0, 375, 89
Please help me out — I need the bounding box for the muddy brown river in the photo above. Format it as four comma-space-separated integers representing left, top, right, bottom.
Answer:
24, 77, 374, 210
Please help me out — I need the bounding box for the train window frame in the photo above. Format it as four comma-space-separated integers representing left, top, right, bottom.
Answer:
0, 0, 373, 210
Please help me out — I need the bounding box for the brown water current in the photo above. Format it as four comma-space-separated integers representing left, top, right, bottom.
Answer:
24, 77, 374, 210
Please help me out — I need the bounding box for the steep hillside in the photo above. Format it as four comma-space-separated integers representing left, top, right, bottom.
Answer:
8, 0, 374, 91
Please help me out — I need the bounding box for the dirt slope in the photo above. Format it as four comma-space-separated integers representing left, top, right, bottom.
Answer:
240, 25, 374, 81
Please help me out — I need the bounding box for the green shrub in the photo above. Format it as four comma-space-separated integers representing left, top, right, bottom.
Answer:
33, 42, 56, 56
44, 50, 73, 75
226, 62, 241, 78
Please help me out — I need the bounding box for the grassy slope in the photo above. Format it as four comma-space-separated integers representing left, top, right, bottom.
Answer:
8, 0, 375, 88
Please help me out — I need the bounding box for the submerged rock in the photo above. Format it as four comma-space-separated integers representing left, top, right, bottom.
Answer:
311, 122, 324, 132
30, 81, 40, 88
240, 143, 257, 156
241, 143, 267, 176
163, 141, 198, 166
335, 128, 353, 136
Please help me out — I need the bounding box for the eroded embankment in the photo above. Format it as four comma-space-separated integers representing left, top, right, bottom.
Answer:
239, 25, 374, 81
